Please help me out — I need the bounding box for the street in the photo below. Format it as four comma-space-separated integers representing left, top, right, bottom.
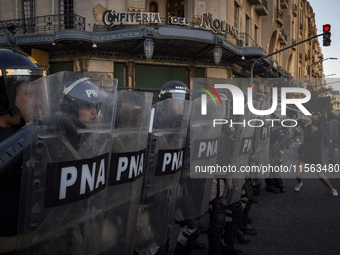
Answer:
168, 150, 340, 255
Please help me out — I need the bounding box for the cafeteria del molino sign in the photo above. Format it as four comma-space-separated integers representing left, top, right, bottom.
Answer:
102, 11, 238, 38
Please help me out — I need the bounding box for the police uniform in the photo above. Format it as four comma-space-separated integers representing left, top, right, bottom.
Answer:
0, 48, 44, 255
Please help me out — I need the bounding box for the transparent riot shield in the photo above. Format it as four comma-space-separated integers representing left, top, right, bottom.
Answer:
134, 98, 190, 253
251, 94, 271, 181
221, 177, 246, 205
175, 92, 225, 221
219, 94, 256, 205
17, 71, 117, 255
270, 105, 299, 164
100, 90, 153, 255
230, 101, 256, 170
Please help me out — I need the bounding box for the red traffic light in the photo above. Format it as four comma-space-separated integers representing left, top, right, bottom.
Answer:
323, 24, 332, 46
323, 24, 331, 32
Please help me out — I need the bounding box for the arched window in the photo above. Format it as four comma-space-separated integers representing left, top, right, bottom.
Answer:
150, 2, 158, 12
167, 0, 185, 17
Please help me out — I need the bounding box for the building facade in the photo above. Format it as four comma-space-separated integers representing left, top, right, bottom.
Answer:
0, 0, 324, 93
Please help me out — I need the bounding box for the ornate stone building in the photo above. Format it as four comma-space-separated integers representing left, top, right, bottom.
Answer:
0, 0, 324, 91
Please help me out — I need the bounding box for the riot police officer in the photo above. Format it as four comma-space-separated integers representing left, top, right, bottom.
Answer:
157, 80, 190, 129
134, 80, 190, 255
62, 77, 101, 125
57, 76, 102, 151
14, 71, 116, 254
0, 48, 44, 254
101, 90, 152, 255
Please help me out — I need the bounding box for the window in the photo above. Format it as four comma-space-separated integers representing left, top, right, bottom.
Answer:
60, 0, 74, 14
255, 25, 259, 44
167, 0, 185, 17
234, 4, 240, 29
245, 15, 251, 46
150, 2, 158, 12
24, 0, 35, 18
60, 0, 74, 29
23, 0, 35, 33
246, 16, 251, 33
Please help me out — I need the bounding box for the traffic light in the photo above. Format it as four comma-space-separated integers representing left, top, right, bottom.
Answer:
323, 24, 331, 46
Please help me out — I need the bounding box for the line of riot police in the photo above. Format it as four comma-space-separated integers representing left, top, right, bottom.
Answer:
0, 49, 303, 255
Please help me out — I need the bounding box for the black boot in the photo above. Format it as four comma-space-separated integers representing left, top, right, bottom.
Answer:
208, 198, 227, 255
235, 230, 250, 243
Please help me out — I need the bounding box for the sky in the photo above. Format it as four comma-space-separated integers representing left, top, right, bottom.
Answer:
308, 0, 340, 90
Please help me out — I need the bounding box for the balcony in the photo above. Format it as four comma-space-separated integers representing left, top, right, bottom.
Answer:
278, 28, 287, 45
276, 9, 284, 26
280, 0, 289, 9
0, 13, 85, 35
247, 0, 261, 5
238, 32, 261, 48
292, 3, 297, 17
255, 0, 268, 16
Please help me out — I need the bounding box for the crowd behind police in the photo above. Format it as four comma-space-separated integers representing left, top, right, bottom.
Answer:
0, 47, 338, 255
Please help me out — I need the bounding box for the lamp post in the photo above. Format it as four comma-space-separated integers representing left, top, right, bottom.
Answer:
250, 33, 323, 87
309, 57, 337, 79
324, 73, 337, 78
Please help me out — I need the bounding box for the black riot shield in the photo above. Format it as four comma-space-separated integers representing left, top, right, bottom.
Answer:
100, 90, 153, 255
17, 71, 117, 255
134, 98, 190, 253
175, 92, 225, 221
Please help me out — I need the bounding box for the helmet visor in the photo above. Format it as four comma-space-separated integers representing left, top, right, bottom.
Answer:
2, 69, 45, 117
160, 90, 190, 101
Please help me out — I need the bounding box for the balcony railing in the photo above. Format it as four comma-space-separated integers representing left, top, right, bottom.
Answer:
238, 32, 261, 48
0, 13, 85, 35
